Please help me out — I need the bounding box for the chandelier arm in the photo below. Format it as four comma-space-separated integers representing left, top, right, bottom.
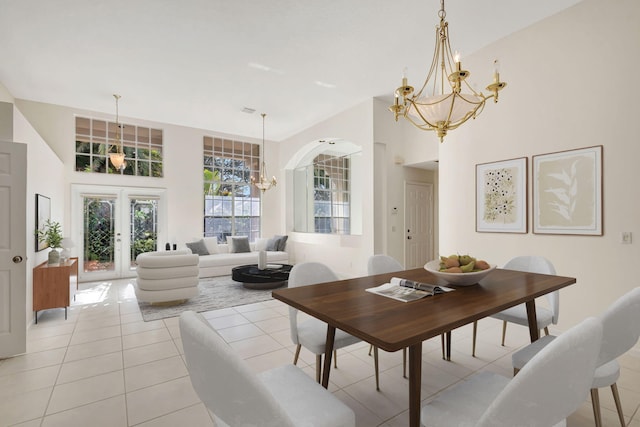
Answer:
415, 23, 443, 98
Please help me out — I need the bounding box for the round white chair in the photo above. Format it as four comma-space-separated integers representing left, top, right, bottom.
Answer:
134, 249, 199, 303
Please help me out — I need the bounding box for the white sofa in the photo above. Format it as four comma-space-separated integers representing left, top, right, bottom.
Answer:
186, 237, 289, 278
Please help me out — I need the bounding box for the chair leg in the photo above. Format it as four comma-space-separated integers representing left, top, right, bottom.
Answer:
544, 326, 549, 336
591, 388, 603, 427
333, 349, 337, 369
472, 321, 478, 357
441, 334, 445, 359
316, 354, 322, 383
610, 383, 626, 427
293, 344, 301, 365
501, 321, 507, 346
402, 348, 407, 378
373, 346, 380, 391
368, 344, 373, 356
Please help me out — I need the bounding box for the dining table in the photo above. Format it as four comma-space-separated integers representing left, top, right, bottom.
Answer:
272, 266, 577, 427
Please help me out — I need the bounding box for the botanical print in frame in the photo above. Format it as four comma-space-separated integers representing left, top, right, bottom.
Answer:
35, 193, 51, 251
533, 146, 602, 235
476, 157, 527, 233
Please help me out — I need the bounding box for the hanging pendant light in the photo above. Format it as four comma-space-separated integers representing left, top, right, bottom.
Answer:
389, 0, 506, 142
109, 94, 126, 170
251, 113, 277, 193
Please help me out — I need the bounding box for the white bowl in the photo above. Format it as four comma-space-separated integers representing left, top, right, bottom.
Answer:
424, 260, 497, 286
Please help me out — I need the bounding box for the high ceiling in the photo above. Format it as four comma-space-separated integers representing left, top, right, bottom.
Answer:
0, 0, 582, 141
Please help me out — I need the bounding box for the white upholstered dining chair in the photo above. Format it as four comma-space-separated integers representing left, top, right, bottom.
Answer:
472, 255, 558, 356
366, 254, 449, 377
512, 287, 640, 427
421, 316, 603, 427
179, 310, 355, 427
288, 262, 381, 389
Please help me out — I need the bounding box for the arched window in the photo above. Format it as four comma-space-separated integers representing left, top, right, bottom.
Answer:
292, 140, 362, 235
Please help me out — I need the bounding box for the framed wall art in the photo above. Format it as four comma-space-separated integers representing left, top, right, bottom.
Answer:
35, 193, 51, 251
476, 157, 527, 233
532, 145, 602, 235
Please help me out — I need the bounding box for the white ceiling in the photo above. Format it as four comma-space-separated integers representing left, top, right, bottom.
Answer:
0, 0, 582, 141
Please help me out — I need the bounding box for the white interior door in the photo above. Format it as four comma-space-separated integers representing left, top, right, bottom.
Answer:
404, 182, 433, 269
0, 141, 27, 357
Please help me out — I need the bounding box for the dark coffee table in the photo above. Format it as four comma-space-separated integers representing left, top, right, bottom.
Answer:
231, 264, 293, 289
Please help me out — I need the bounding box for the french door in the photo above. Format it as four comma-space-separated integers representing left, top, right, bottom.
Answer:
71, 185, 166, 282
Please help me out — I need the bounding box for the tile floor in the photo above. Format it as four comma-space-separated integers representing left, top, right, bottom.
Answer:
1, 277, 639, 427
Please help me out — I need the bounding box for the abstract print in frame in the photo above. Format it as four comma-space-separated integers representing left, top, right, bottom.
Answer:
476, 157, 527, 233
533, 146, 602, 235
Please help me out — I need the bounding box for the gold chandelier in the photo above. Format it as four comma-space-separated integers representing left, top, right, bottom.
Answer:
251, 113, 277, 193
390, 0, 506, 142
109, 94, 126, 170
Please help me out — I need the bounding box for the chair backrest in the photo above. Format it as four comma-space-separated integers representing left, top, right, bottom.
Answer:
597, 287, 640, 367
179, 311, 296, 427
503, 255, 560, 323
367, 254, 403, 275
287, 262, 339, 346
477, 316, 603, 427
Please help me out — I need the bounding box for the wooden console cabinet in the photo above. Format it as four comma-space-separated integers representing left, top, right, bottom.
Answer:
33, 257, 78, 323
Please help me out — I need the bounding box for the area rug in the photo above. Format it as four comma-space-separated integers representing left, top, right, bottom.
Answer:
138, 276, 279, 322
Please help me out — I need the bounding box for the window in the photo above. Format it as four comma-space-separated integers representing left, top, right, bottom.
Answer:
313, 154, 351, 234
293, 141, 361, 235
203, 136, 261, 243
75, 117, 163, 177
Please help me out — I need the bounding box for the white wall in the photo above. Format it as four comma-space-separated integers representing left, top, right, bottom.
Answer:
279, 100, 376, 277
0, 101, 65, 324
13, 100, 282, 249
430, 0, 640, 343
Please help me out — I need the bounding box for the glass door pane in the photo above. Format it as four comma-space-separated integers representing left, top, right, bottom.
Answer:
82, 196, 116, 275
130, 198, 158, 268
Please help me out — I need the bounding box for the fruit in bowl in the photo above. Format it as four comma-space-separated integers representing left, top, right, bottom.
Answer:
424, 255, 497, 286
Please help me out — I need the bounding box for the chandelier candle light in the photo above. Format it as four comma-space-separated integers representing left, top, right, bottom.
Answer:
251, 113, 277, 193
389, 0, 506, 141
109, 94, 126, 170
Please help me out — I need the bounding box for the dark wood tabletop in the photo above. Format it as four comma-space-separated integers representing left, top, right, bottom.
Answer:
272, 267, 576, 352
272, 266, 576, 427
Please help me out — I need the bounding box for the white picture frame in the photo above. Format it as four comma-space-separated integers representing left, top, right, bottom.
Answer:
476, 157, 527, 233
532, 146, 603, 235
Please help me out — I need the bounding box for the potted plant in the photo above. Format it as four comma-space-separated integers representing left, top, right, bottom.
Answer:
36, 219, 63, 265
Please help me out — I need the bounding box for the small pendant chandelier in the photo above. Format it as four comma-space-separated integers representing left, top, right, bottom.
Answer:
389, 0, 506, 142
251, 113, 277, 193
109, 94, 126, 170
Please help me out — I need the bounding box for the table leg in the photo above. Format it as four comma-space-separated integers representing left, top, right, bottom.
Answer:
408, 342, 422, 427
525, 300, 539, 342
321, 325, 336, 388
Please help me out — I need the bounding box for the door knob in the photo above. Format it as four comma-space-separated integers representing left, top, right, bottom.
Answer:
12, 255, 23, 263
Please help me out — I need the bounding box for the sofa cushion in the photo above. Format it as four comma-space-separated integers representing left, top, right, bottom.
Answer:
276, 235, 288, 251
186, 239, 209, 256
202, 237, 220, 254
228, 236, 251, 253
255, 237, 269, 251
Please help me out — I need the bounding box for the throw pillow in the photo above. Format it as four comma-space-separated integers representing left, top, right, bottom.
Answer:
185, 239, 209, 256
255, 237, 269, 251
229, 236, 251, 253
202, 237, 219, 254
276, 235, 288, 251
265, 236, 280, 251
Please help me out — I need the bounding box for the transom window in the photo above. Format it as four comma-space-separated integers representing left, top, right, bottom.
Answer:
203, 136, 261, 243
75, 117, 164, 177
